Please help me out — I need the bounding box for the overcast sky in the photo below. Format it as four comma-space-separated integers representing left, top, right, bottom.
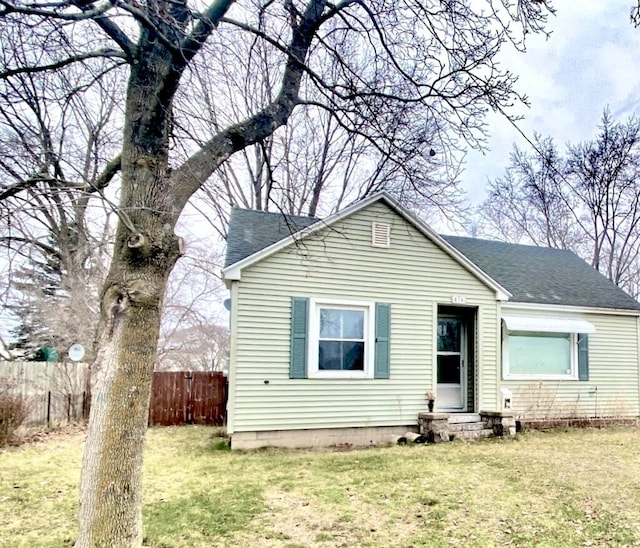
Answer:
461, 0, 640, 204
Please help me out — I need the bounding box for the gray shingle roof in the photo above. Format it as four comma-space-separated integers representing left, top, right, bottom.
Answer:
224, 207, 318, 267
443, 235, 640, 311
225, 207, 640, 311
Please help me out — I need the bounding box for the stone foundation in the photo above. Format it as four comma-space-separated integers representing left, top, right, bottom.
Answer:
231, 411, 521, 449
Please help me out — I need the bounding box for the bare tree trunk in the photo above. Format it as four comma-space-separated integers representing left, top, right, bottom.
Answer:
77, 219, 182, 547
76, 39, 183, 545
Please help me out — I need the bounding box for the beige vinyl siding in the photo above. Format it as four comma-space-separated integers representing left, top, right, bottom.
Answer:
229, 201, 500, 433
501, 305, 640, 418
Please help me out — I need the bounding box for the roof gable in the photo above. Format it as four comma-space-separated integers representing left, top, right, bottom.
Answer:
222, 193, 640, 311
222, 193, 510, 300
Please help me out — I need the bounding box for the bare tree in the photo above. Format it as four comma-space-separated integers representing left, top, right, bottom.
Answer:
176, 26, 466, 237
566, 111, 640, 290
0, 0, 553, 544
0, 54, 122, 361
480, 134, 581, 249
481, 110, 640, 296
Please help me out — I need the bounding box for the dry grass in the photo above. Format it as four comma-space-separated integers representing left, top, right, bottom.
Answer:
1, 426, 640, 547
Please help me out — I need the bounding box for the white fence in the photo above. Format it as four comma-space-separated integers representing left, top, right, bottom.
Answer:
0, 361, 89, 426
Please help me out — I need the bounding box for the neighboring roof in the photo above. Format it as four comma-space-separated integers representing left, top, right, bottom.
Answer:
225, 208, 318, 267
443, 235, 640, 311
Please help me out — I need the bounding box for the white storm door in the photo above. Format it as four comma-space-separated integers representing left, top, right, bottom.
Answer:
436, 317, 465, 410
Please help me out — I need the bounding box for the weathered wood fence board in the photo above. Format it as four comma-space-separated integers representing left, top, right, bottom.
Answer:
0, 361, 89, 425
148, 371, 227, 426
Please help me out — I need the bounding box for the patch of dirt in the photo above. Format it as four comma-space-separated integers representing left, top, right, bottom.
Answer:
231, 489, 419, 547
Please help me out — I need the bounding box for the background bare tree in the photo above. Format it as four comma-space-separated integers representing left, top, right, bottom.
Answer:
0, 0, 553, 544
480, 109, 640, 297
158, 244, 229, 372
0, 54, 123, 361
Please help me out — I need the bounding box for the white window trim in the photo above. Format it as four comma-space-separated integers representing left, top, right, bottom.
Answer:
308, 297, 375, 379
502, 324, 579, 381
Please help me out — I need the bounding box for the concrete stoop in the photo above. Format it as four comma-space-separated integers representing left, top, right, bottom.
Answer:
418, 410, 516, 443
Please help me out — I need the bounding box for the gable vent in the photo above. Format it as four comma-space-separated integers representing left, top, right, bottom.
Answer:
371, 222, 390, 248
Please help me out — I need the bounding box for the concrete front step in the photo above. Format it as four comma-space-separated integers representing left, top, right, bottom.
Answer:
418, 411, 516, 443
453, 428, 494, 440
448, 413, 481, 424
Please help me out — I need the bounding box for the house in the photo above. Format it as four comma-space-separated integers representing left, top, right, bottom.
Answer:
222, 193, 640, 449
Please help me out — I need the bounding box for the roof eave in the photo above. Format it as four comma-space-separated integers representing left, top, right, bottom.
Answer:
503, 300, 640, 316
221, 220, 329, 282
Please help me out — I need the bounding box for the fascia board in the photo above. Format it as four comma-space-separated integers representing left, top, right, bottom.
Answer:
503, 301, 640, 317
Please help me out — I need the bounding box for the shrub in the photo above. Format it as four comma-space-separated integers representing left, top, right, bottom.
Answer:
0, 380, 30, 447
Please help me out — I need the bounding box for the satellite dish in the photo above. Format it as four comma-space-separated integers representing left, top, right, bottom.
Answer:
68, 344, 85, 362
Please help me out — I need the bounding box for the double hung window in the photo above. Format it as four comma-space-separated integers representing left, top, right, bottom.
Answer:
309, 299, 374, 378
290, 297, 390, 379
318, 307, 366, 371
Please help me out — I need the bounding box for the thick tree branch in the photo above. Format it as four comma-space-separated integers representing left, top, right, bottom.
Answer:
0, 174, 51, 201
171, 0, 328, 208
0, 235, 60, 258
88, 153, 121, 192
0, 0, 112, 20
93, 16, 137, 59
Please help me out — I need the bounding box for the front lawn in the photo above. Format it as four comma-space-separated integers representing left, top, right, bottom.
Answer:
1, 426, 639, 547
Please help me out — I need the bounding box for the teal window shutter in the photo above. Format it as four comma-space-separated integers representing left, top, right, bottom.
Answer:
374, 303, 391, 379
578, 333, 589, 381
290, 297, 309, 378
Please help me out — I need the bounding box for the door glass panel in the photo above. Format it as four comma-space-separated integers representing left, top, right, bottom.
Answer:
438, 319, 461, 352
437, 354, 461, 384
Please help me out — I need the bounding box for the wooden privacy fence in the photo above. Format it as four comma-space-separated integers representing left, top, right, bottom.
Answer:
148, 371, 227, 426
0, 361, 89, 426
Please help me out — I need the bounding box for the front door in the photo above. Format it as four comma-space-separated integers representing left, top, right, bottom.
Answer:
437, 316, 465, 410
